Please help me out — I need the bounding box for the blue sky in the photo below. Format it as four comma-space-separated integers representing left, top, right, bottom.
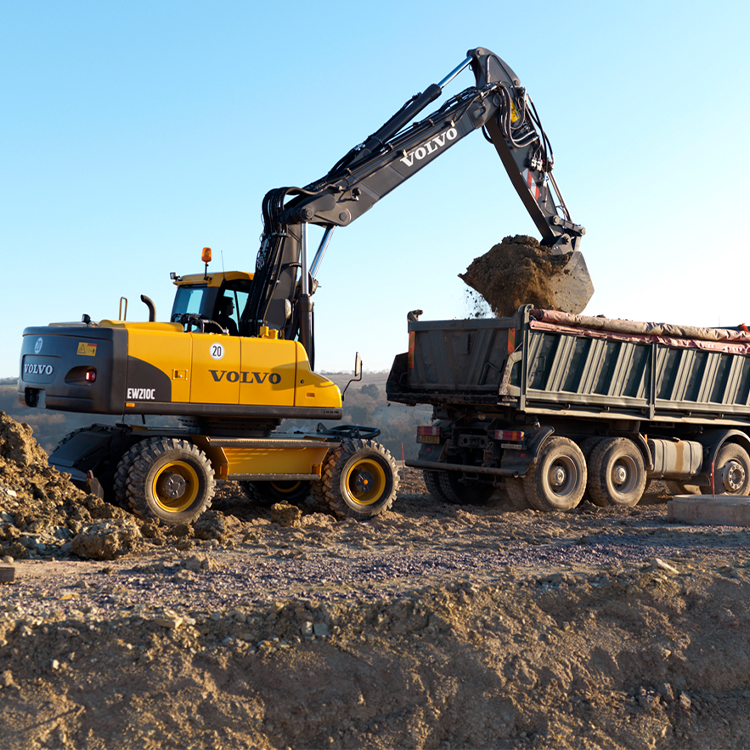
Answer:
3, 1, 748, 378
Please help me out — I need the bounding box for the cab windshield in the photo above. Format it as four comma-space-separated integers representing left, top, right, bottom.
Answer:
171, 280, 251, 334
171, 285, 208, 321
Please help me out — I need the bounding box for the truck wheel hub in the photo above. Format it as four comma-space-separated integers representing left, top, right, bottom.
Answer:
613, 465, 628, 485
722, 461, 745, 492
550, 466, 567, 487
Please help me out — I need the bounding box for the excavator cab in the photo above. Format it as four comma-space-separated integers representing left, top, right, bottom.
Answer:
170, 270, 253, 335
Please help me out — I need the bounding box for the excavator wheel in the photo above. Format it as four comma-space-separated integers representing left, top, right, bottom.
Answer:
126, 437, 215, 525
114, 443, 143, 510
437, 471, 494, 505
318, 439, 398, 520
239, 480, 311, 505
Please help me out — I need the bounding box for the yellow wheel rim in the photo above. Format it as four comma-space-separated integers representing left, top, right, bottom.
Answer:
152, 460, 200, 513
344, 458, 387, 506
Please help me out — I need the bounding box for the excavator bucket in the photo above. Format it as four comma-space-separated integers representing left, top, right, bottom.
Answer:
460, 235, 594, 317
545, 247, 594, 314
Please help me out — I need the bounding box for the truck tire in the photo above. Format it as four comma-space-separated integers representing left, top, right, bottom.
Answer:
126, 438, 215, 525
318, 439, 398, 520
523, 437, 587, 512
437, 472, 494, 505
423, 470, 451, 503
713, 443, 750, 495
239, 480, 311, 505
505, 477, 530, 510
579, 437, 606, 507
588, 437, 646, 508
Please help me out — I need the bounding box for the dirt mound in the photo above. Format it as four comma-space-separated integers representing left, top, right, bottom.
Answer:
0, 413, 48, 466
460, 235, 574, 317
0, 413, 243, 561
0, 413, 145, 561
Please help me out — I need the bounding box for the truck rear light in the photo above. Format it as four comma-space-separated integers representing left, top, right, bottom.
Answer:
85, 369, 97, 383
494, 430, 524, 441
417, 425, 441, 444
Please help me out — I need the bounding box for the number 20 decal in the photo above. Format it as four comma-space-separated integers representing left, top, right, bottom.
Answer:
210, 343, 225, 360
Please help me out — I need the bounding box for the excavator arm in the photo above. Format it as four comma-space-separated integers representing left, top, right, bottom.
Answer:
241, 47, 592, 364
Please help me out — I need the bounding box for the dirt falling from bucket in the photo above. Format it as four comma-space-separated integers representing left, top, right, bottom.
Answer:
460, 234, 573, 317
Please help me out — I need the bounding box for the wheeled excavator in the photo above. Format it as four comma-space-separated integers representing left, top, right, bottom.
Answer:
17, 47, 593, 525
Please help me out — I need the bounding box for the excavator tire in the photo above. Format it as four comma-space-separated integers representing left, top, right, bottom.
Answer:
437, 471, 494, 505
239, 480, 311, 505
126, 437, 215, 525
114, 443, 143, 510
308, 477, 331, 513
318, 439, 398, 520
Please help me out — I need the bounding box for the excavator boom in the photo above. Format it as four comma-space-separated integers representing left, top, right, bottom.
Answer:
241, 47, 594, 363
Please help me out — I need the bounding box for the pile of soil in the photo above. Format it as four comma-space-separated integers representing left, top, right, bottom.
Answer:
460, 235, 573, 317
3, 411, 750, 749
0, 413, 237, 562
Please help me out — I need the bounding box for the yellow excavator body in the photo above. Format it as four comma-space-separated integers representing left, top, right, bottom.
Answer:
97, 320, 342, 413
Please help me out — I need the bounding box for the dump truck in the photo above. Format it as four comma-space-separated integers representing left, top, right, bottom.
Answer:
18, 47, 592, 525
386, 306, 750, 510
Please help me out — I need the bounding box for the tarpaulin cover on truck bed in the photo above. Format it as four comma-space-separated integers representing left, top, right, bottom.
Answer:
530, 310, 750, 356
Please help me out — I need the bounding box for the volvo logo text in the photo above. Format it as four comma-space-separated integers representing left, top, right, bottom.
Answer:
399, 128, 458, 168
24, 363, 54, 376
209, 370, 282, 384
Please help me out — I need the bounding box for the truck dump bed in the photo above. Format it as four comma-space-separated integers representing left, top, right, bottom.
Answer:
387, 306, 750, 427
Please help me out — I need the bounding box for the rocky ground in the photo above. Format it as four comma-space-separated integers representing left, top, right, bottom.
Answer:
2, 412, 750, 749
